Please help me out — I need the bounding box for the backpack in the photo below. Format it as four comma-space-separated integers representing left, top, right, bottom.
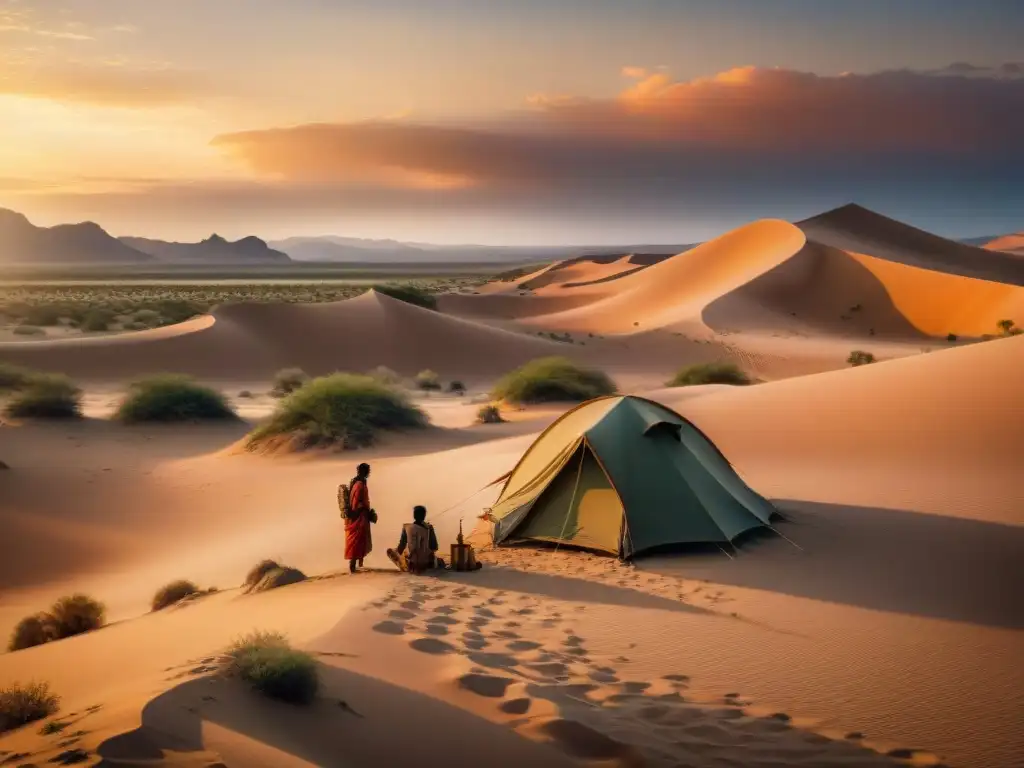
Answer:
338, 483, 352, 518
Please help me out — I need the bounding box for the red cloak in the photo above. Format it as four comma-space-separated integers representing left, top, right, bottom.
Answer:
345, 479, 372, 561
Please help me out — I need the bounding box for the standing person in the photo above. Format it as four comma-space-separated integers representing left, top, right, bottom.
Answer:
345, 463, 375, 573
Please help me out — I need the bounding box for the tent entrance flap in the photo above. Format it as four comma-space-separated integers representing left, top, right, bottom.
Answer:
509, 443, 624, 555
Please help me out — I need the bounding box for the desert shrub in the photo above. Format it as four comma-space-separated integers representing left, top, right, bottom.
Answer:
238, 390, 254, 398
367, 366, 401, 385
415, 369, 441, 391
132, 309, 162, 327
668, 361, 753, 387
244, 559, 283, 591
7, 614, 57, 652
47, 594, 105, 638
372, 284, 437, 311
3, 374, 81, 419
476, 405, 505, 424
0, 682, 60, 732
247, 374, 428, 451
227, 631, 319, 705
996, 319, 1015, 334
156, 299, 204, 324
12, 324, 44, 336
24, 306, 62, 327
116, 375, 236, 423
492, 357, 616, 404
448, 380, 466, 395
250, 567, 306, 593
0, 363, 34, 392
122, 320, 147, 331
946, 333, 958, 342
81, 309, 115, 332
847, 350, 876, 367
271, 367, 309, 398
151, 580, 200, 611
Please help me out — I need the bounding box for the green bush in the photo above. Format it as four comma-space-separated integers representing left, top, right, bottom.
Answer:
247, 374, 428, 451
448, 380, 466, 395
0, 363, 34, 392
151, 580, 201, 611
8, 614, 57, 652
492, 357, 616, 404
476, 405, 505, 424
122, 320, 147, 331
0, 682, 60, 733
3, 374, 81, 419
81, 309, 115, 332
667, 361, 753, 387
415, 369, 441, 391
24, 306, 62, 327
116, 375, 236, 423
227, 631, 319, 705
12, 324, 45, 336
847, 350, 876, 367
47, 594, 105, 639
270, 368, 309, 398
372, 284, 437, 311
132, 309, 162, 328
367, 366, 401, 386
946, 333, 958, 342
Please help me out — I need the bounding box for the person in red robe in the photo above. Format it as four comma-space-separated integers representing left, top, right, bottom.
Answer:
345, 463, 374, 573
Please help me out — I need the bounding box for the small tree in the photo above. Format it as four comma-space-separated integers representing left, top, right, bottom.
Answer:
847, 350, 876, 367
271, 368, 309, 398
946, 333, 957, 342
476, 405, 505, 424
448, 380, 466, 395
996, 319, 1020, 336
415, 369, 442, 391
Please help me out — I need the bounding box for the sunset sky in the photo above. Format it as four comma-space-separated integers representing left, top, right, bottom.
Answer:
1, 0, 1022, 244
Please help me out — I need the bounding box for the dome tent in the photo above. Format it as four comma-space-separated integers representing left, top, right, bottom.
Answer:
482, 396, 776, 559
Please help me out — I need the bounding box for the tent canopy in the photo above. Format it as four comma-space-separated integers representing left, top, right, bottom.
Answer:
485, 395, 775, 559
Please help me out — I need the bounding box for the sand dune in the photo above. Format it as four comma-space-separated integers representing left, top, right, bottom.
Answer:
522, 220, 807, 334
982, 232, 1024, 255
798, 203, 1024, 285
0, 290, 574, 383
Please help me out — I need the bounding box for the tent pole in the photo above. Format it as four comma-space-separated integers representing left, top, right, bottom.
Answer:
553, 444, 587, 555
716, 544, 735, 560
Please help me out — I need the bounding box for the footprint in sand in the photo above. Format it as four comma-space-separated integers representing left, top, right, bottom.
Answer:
433, 605, 457, 616
507, 640, 541, 652
474, 606, 498, 618
526, 662, 569, 679
563, 635, 584, 647
389, 609, 416, 620
468, 652, 519, 670
400, 600, 423, 611
493, 630, 519, 639
372, 620, 405, 635
588, 670, 619, 684
457, 673, 515, 698
499, 698, 532, 715
424, 624, 450, 636
409, 638, 456, 655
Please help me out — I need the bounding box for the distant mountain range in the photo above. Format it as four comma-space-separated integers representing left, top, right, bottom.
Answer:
2, 205, 1020, 267
268, 235, 692, 264
120, 234, 289, 264
0, 208, 289, 265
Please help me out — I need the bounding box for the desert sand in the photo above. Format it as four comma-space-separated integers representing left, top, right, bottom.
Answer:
2, 208, 1022, 767
981, 233, 1024, 255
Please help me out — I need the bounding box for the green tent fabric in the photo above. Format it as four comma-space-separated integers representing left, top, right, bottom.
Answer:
487, 395, 775, 558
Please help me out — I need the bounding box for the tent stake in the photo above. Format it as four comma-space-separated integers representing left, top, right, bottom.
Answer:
769, 525, 804, 552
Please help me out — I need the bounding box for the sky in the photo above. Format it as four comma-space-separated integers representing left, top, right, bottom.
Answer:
0, 0, 1022, 244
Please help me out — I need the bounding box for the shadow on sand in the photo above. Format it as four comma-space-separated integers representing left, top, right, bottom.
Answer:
96, 664, 573, 768
640, 499, 1024, 630
430, 565, 717, 616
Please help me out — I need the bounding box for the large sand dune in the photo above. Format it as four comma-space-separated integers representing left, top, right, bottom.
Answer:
798, 203, 1024, 285
0, 290, 576, 383
982, 232, 1024, 255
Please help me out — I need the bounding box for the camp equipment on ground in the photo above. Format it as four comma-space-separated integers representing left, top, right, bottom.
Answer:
450, 519, 483, 572
474, 395, 776, 559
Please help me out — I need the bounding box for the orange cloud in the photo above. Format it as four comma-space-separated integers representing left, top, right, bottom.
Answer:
0, 64, 205, 107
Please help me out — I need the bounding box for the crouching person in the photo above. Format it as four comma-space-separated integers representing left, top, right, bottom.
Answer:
388, 506, 446, 573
